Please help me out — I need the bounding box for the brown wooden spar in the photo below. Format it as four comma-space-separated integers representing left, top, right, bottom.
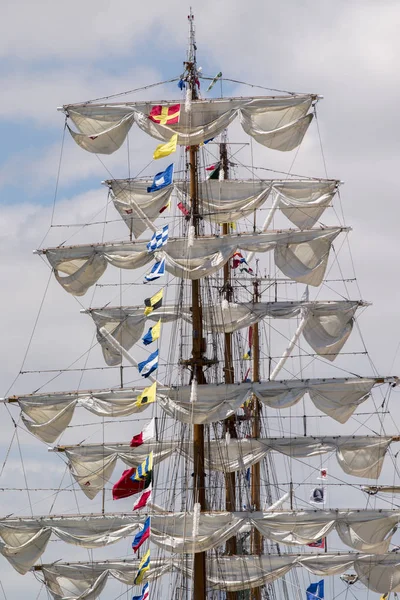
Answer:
185, 11, 206, 600
220, 137, 238, 590
250, 278, 262, 600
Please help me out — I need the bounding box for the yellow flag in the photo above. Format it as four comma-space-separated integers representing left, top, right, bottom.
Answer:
135, 381, 157, 408
134, 549, 150, 584
153, 134, 178, 160
144, 288, 163, 316
151, 319, 161, 342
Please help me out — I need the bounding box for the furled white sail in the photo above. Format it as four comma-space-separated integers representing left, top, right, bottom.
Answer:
89, 306, 184, 366
272, 180, 339, 229
175, 179, 273, 224
36, 553, 400, 598
38, 227, 346, 296
0, 514, 145, 574
64, 95, 317, 154
9, 387, 169, 444
158, 378, 383, 424
54, 435, 394, 498
9, 508, 394, 574
37, 559, 173, 600
107, 178, 338, 234
106, 179, 173, 238
87, 300, 363, 366
149, 509, 398, 554
7, 377, 391, 443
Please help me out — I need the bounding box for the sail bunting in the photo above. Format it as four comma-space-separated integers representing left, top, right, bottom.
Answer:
1, 509, 398, 575
39, 227, 346, 296
107, 178, 339, 237
64, 95, 317, 154
55, 435, 393, 499
88, 300, 363, 366
37, 553, 400, 598
9, 377, 388, 443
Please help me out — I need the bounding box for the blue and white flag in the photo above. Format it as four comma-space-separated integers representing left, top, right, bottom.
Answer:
138, 350, 159, 378
144, 257, 165, 282
306, 580, 324, 600
147, 163, 174, 193
147, 225, 169, 253
132, 583, 149, 600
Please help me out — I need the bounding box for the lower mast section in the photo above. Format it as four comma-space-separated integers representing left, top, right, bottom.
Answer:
220, 140, 238, 591
189, 143, 207, 600
250, 279, 262, 600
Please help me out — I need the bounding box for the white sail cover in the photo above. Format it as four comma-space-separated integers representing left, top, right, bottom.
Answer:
7, 508, 395, 574
12, 386, 169, 444
273, 180, 339, 229
10, 377, 386, 443
40, 228, 345, 296
149, 509, 399, 554
90, 306, 184, 366
88, 300, 362, 366
106, 179, 173, 238
108, 178, 338, 234
0, 514, 145, 574
58, 435, 393, 499
39, 559, 173, 600
175, 179, 273, 224
62, 441, 177, 500
65, 95, 316, 154
37, 553, 400, 597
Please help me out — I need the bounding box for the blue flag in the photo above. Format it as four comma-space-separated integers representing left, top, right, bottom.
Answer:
138, 350, 159, 377
142, 319, 161, 346
147, 225, 169, 253
132, 517, 151, 552
306, 581, 324, 600
144, 257, 165, 282
147, 163, 174, 193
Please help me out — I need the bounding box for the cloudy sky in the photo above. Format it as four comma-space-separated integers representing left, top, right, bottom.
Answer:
0, 1, 399, 598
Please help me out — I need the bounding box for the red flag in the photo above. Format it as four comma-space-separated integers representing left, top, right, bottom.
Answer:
248, 325, 253, 348
149, 104, 180, 125
133, 484, 152, 510
159, 201, 170, 214
130, 420, 155, 448
177, 201, 189, 216
205, 164, 216, 171
112, 468, 146, 500
308, 538, 325, 549
232, 252, 244, 269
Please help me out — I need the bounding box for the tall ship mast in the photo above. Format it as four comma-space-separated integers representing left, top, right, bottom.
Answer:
2, 10, 400, 600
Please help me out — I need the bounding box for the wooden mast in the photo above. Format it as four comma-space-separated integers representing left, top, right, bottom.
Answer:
220, 138, 238, 572
186, 11, 206, 600
250, 281, 262, 600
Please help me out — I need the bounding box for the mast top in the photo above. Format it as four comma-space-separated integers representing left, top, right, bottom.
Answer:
187, 8, 197, 65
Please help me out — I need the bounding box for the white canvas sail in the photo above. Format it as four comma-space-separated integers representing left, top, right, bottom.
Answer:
64, 95, 317, 154
38, 227, 347, 295
52, 435, 395, 498
6, 376, 393, 443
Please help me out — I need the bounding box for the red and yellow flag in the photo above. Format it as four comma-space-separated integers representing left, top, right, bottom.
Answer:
149, 104, 180, 125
